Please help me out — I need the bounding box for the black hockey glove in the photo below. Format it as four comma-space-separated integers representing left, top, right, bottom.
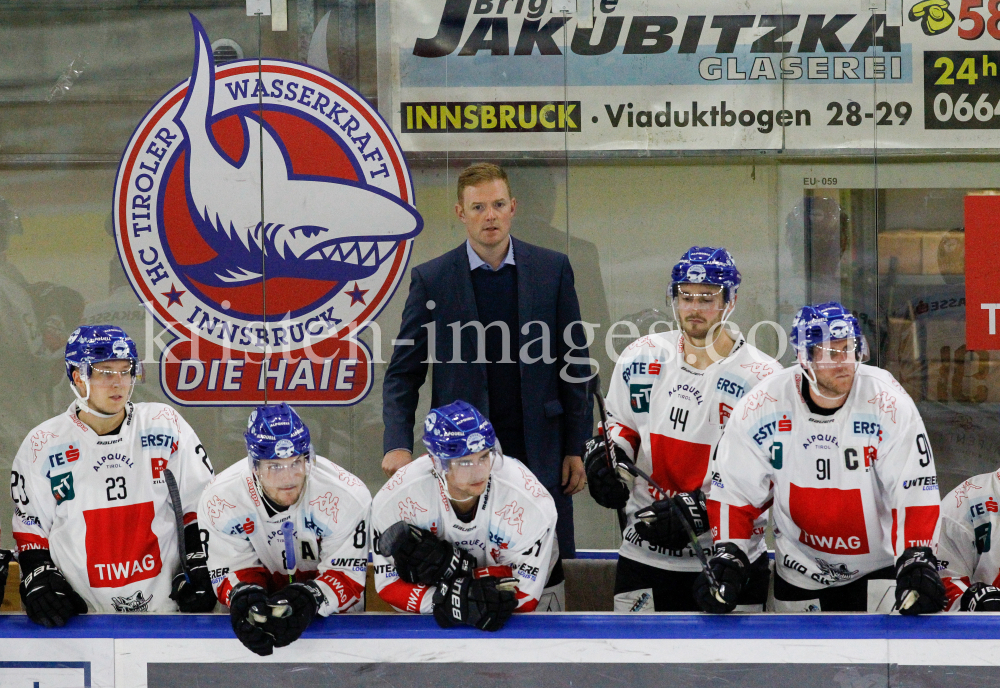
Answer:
0, 549, 14, 605
229, 584, 273, 656
19, 550, 88, 628
262, 582, 323, 647
381, 522, 475, 586
693, 542, 749, 614
895, 547, 947, 616
634, 490, 709, 550
433, 575, 518, 632
583, 435, 631, 510
960, 582, 1000, 612
170, 524, 217, 613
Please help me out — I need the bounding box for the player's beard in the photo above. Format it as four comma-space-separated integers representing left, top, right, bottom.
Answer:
813, 364, 856, 399
681, 312, 723, 344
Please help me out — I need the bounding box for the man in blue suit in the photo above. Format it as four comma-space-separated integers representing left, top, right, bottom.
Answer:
382, 163, 592, 569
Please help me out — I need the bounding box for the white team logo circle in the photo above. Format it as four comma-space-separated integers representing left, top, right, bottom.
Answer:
274, 439, 296, 458
685, 265, 707, 283
425, 414, 436, 432
67, 329, 80, 345
112, 339, 130, 357
466, 433, 486, 453
829, 319, 851, 339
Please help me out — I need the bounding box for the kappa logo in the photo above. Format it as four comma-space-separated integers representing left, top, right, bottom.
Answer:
30, 430, 59, 463
151, 407, 179, 426
398, 497, 428, 522
204, 495, 236, 523
113, 15, 422, 406
740, 361, 774, 380
867, 391, 898, 423
337, 469, 361, 488
953, 479, 983, 507
309, 491, 340, 522
384, 470, 406, 492
517, 466, 547, 499
495, 500, 525, 535
246, 476, 261, 506
741, 390, 777, 420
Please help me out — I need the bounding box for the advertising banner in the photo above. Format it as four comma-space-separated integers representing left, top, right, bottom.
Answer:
384, 0, 1000, 150
114, 16, 423, 407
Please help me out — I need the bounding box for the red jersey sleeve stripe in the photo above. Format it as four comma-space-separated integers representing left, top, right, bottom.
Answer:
943, 576, 971, 611
903, 505, 939, 549
710, 500, 763, 540
379, 579, 429, 613
612, 423, 641, 456
183, 512, 198, 525
316, 570, 365, 608
13, 533, 49, 552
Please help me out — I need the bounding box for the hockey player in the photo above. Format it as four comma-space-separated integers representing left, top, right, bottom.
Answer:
11, 325, 216, 626
700, 302, 945, 615
937, 470, 1000, 611
584, 247, 778, 612
371, 400, 558, 631
201, 403, 371, 656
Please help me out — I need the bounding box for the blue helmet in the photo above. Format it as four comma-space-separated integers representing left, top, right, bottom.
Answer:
65, 325, 140, 382
670, 247, 741, 302
245, 403, 312, 464
791, 302, 865, 360
423, 400, 496, 469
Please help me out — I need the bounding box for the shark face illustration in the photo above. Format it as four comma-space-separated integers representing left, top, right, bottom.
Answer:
171, 16, 422, 292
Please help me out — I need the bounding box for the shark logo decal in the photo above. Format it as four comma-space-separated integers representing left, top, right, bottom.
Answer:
113, 15, 422, 406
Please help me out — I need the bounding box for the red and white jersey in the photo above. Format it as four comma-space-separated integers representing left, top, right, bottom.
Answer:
711, 364, 941, 591
371, 455, 557, 614
11, 402, 213, 613
199, 456, 371, 616
938, 470, 1000, 611
606, 331, 778, 571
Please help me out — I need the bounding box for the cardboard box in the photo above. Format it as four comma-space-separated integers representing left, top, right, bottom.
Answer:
878, 231, 923, 274
922, 231, 965, 275
887, 318, 919, 362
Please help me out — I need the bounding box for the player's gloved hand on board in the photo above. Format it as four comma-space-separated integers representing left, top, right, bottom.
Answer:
386, 522, 475, 586
583, 435, 631, 510
0, 549, 14, 605
170, 549, 217, 613
433, 575, 518, 632
960, 582, 1000, 612
634, 489, 709, 550
19, 550, 88, 628
229, 583, 274, 656
894, 547, 946, 615
262, 581, 324, 647
693, 542, 749, 614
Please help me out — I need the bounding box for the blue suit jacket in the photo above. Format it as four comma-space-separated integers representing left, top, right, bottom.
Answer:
382, 237, 592, 488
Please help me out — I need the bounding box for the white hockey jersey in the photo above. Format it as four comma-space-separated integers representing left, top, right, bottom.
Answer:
199, 456, 372, 616
712, 364, 941, 591
937, 470, 1000, 611
11, 402, 213, 612
371, 454, 557, 614
606, 331, 778, 571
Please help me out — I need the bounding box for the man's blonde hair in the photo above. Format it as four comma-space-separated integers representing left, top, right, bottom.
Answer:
457, 163, 511, 203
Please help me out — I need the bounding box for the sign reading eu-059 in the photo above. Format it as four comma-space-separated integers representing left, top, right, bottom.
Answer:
925, 51, 1000, 128
401, 101, 581, 133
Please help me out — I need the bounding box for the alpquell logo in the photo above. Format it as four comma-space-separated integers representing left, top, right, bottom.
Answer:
113, 15, 423, 406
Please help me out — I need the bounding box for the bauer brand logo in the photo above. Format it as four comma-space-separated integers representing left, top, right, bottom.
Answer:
113, 15, 422, 406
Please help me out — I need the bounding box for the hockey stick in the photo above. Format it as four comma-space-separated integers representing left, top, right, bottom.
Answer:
593, 391, 725, 603
163, 468, 190, 584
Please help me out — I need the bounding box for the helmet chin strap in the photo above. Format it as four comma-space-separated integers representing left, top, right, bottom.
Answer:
801, 360, 854, 402
676, 301, 737, 353
70, 377, 131, 420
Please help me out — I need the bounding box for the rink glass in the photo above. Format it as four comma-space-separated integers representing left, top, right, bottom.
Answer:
0, 0, 995, 557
